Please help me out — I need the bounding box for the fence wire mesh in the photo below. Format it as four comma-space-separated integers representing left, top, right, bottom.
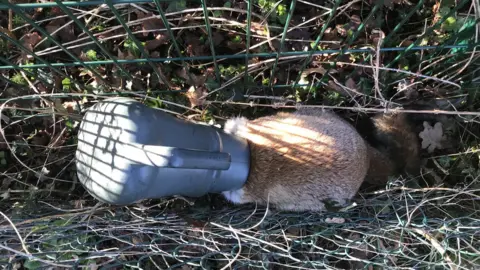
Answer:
0, 0, 480, 269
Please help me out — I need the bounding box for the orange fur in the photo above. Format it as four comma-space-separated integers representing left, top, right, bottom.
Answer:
223, 108, 370, 211
222, 109, 420, 212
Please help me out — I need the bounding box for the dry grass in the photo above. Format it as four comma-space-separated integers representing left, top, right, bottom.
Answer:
1, 0, 480, 269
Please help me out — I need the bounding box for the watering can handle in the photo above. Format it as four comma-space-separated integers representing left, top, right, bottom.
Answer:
124, 143, 232, 170
169, 148, 231, 170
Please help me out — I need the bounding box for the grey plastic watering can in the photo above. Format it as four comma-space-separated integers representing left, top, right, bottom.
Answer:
75, 97, 250, 205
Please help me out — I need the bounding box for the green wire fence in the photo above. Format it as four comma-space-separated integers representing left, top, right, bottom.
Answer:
1, 0, 480, 269
1, 0, 478, 96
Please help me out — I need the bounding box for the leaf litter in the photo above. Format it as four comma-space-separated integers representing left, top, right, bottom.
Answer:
0, 5, 478, 267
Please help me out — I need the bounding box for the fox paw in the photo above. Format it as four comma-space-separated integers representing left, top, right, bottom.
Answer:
222, 188, 245, 204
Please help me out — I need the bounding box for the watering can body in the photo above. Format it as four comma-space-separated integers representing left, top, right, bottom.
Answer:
75, 97, 250, 205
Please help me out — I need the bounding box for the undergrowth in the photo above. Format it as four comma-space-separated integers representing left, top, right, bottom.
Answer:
0, 0, 479, 269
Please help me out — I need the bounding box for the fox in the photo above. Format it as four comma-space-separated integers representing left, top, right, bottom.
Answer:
220, 108, 420, 212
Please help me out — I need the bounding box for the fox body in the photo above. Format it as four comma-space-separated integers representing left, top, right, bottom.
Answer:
221, 108, 420, 212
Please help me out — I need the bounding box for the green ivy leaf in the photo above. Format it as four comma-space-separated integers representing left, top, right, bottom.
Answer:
62, 77, 71, 86
53, 219, 71, 227
86, 49, 98, 61
442, 16, 457, 32
232, 35, 242, 43
24, 259, 43, 270
166, 0, 186, 12
205, 77, 220, 91
276, 4, 288, 25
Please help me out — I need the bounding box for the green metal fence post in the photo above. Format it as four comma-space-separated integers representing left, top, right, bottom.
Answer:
291, 0, 342, 90
152, 0, 197, 92
200, 0, 222, 86
53, 0, 134, 81
104, 0, 171, 89
268, 0, 297, 91
2, 0, 108, 85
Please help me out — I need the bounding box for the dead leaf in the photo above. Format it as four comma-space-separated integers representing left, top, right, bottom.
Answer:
347, 232, 373, 269
154, 65, 179, 90
51, 6, 63, 16
62, 101, 83, 113
144, 34, 170, 51
425, 167, 443, 184
211, 31, 224, 46
186, 43, 204, 56
336, 24, 348, 37
35, 166, 50, 182
184, 32, 206, 56
250, 22, 266, 36
286, 28, 311, 50
87, 262, 98, 270
31, 131, 50, 147
383, 0, 394, 9
185, 85, 207, 108
1, 177, 12, 190
287, 28, 311, 41
350, 15, 361, 30
323, 27, 337, 41
46, 18, 75, 43
287, 227, 302, 236
0, 25, 16, 41
0, 113, 10, 124
302, 66, 335, 76
397, 80, 418, 100
12, 262, 22, 270
53, 99, 68, 114
134, 11, 165, 37
131, 234, 147, 245
371, 0, 403, 9
0, 190, 9, 200
98, 27, 125, 40
49, 130, 66, 148
176, 68, 207, 86
345, 78, 357, 91
419, 121, 445, 153
21, 32, 42, 56
432, 1, 441, 15
73, 200, 86, 209
205, 67, 216, 78
78, 68, 95, 79
36, 82, 49, 94
326, 80, 358, 97
79, 51, 90, 62
118, 49, 135, 60
177, 213, 208, 228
